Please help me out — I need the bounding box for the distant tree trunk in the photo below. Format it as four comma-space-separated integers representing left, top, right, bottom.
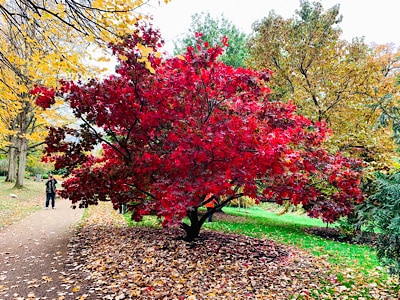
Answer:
5, 137, 17, 182
12, 97, 35, 188
15, 136, 27, 188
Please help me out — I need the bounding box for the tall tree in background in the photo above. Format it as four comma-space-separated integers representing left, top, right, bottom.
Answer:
369, 45, 400, 143
354, 71, 400, 278
174, 12, 248, 67
0, 0, 160, 71
247, 0, 399, 172
0, 0, 166, 187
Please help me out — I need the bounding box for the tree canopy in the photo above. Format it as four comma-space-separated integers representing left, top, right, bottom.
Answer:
174, 12, 248, 67
247, 0, 399, 172
0, 0, 166, 74
0, 0, 163, 186
32, 24, 363, 241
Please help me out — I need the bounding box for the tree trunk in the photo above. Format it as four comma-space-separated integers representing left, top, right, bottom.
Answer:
12, 96, 34, 188
15, 136, 27, 188
5, 137, 17, 182
180, 207, 214, 241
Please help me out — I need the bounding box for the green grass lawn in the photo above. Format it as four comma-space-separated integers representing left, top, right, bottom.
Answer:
207, 206, 379, 272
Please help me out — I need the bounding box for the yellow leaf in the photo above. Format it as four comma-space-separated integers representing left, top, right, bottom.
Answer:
118, 54, 129, 61
73, 286, 81, 292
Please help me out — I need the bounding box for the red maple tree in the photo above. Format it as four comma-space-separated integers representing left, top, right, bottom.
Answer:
32, 25, 363, 240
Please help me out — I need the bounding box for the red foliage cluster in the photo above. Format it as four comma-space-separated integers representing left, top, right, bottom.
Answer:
32, 23, 363, 234
30, 85, 55, 108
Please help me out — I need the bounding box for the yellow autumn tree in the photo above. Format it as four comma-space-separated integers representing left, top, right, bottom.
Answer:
247, 1, 399, 173
0, 0, 169, 187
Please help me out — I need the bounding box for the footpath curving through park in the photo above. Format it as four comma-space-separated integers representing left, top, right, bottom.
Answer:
0, 198, 83, 299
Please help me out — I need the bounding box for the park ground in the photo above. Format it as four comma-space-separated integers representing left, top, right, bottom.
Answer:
0, 179, 399, 299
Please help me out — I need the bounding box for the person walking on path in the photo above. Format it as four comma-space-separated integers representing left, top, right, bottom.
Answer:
45, 174, 57, 209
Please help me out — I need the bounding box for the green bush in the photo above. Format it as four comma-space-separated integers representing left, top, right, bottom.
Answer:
363, 171, 400, 277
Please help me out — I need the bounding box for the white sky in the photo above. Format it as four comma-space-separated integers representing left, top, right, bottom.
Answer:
142, 0, 400, 54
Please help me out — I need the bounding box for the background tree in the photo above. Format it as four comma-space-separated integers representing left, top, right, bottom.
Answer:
0, 0, 163, 73
25, 147, 53, 178
354, 171, 400, 277
370, 47, 400, 143
33, 26, 363, 241
174, 12, 248, 67
0, 0, 164, 187
338, 66, 400, 277
246, 1, 399, 172
0, 2, 91, 186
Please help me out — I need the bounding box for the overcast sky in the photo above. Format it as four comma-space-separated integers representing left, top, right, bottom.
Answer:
142, 0, 400, 54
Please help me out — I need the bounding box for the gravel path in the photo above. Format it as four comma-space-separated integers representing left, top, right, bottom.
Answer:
0, 198, 83, 300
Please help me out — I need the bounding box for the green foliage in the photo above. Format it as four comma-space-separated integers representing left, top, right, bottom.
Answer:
0, 159, 7, 176
336, 216, 356, 237
364, 171, 400, 276
174, 12, 248, 67
25, 147, 65, 178
124, 214, 161, 228
51, 168, 67, 176
26, 158, 50, 177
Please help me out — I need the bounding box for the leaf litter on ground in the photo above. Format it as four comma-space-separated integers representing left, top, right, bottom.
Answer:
63, 202, 400, 300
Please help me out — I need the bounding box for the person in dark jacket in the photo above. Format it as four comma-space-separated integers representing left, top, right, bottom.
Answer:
45, 174, 57, 209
